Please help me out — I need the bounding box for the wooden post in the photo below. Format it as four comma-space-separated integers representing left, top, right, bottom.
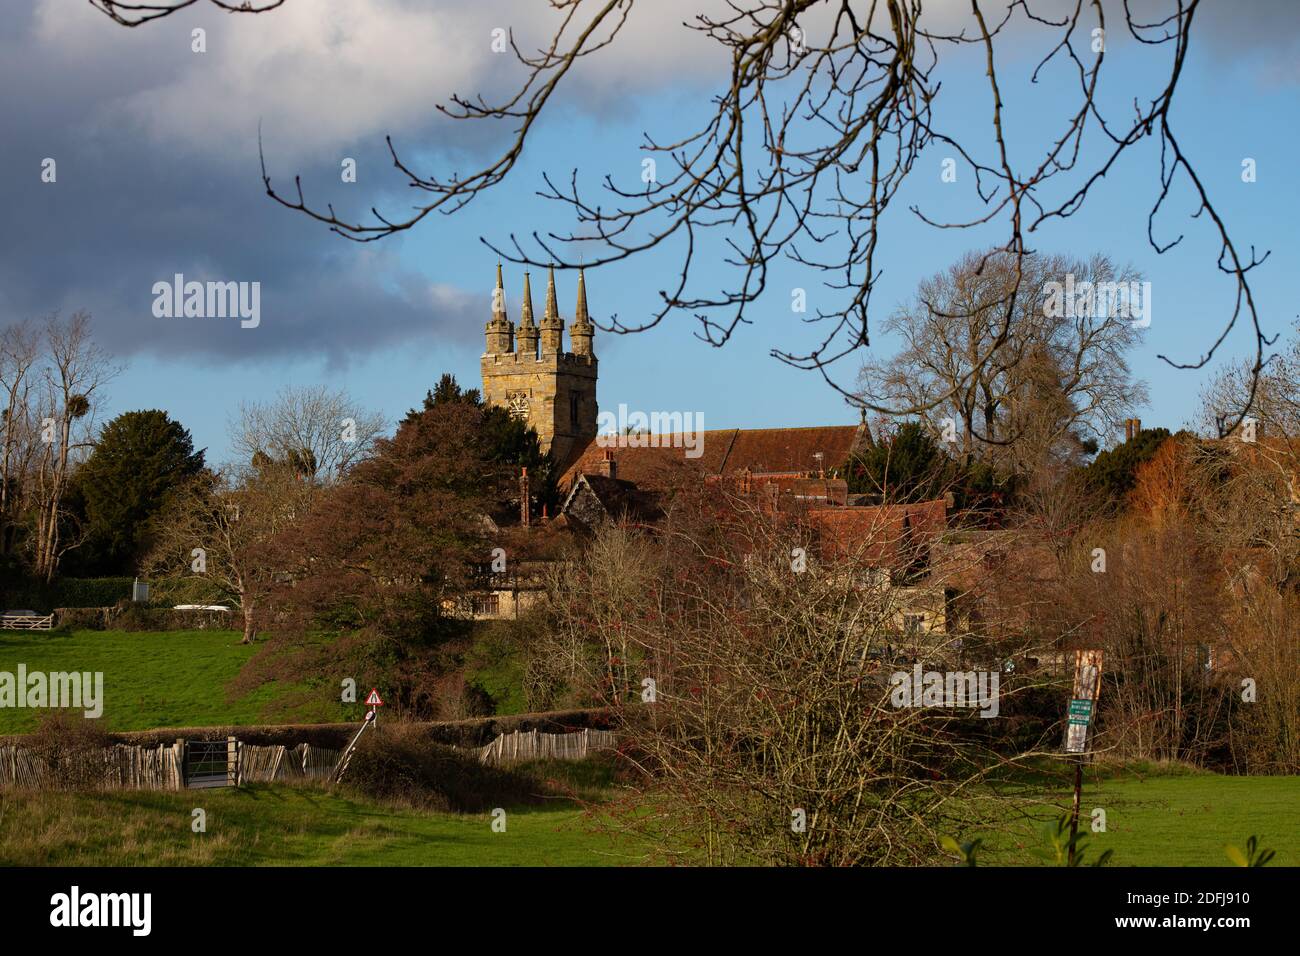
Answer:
1067, 755, 1083, 866
176, 738, 185, 790
227, 736, 239, 787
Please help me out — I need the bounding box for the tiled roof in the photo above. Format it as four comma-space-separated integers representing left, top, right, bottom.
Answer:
807, 499, 948, 566
560, 424, 863, 490
737, 474, 849, 506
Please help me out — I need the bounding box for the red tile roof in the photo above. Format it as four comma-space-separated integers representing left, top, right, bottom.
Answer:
561, 425, 864, 490
807, 499, 948, 567
739, 474, 849, 506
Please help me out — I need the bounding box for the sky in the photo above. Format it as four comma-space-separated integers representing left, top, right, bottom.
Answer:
1, 0, 1296, 466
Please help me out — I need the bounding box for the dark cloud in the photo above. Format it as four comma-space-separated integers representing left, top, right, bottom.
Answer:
1190, 0, 1300, 86
3, 0, 1290, 375
0, 2, 488, 367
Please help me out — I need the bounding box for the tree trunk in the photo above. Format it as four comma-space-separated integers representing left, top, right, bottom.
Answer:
241, 601, 256, 645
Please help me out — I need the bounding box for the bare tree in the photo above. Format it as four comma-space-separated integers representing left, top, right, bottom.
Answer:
539, 488, 1049, 864
861, 250, 1146, 473
231, 385, 385, 482
29, 313, 122, 580
144, 463, 310, 643
88, 0, 1270, 430
1199, 319, 1300, 441
0, 321, 40, 556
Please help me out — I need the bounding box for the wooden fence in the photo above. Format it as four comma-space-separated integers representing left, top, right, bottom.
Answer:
0, 742, 182, 790
239, 743, 341, 783
477, 728, 617, 765
0, 729, 616, 790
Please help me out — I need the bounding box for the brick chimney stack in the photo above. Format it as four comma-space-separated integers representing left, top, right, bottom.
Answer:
1124, 418, 1142, 442
597, 448, 617, 480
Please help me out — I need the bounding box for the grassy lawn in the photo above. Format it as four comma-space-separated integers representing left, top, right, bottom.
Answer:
0, 629, 286, 733
972, 763, 1299, 866
0, 628, 1292, 866
0, 764, 1292, 866
0, 784, 642, 866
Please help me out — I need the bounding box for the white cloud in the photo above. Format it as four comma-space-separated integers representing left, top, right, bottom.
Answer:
32, 0, 722, 162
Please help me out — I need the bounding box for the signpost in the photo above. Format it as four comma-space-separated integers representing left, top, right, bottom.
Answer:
1064, 650, 1103, 864
333, 688, 385, 784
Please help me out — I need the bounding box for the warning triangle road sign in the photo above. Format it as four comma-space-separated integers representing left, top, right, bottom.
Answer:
365, 688, 384, 707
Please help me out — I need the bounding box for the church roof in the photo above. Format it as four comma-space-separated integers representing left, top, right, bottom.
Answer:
559, 424, 865, 490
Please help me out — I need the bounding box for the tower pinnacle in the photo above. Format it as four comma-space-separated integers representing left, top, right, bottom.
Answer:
570, 267, 594, 358
539, 264, 564, 354
517, 271, 539, 357
484, 262, 513, 354
493, 262, 506, 319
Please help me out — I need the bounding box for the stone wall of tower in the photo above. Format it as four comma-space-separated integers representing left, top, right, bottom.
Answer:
480, 350, 598, 469
481, 268, 598, 473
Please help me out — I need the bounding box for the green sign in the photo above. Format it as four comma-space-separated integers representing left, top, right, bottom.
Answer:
1068, 698, 1094, 726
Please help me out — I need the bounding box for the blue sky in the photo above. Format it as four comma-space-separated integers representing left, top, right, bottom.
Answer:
2, 0, 1295, 465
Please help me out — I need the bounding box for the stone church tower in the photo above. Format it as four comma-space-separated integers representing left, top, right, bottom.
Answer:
481, 264, 598, 471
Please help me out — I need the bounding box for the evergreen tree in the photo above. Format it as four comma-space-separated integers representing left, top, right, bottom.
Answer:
1082, 427, 1176, 505
68, 410, 205, 575
847, 421, 949, 504
405, 374, 556, 518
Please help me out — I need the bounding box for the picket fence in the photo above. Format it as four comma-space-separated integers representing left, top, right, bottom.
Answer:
239, 743, 341, 783
0, 729, 615, 791
0, 742, 182, 790
477, 728, 617, 765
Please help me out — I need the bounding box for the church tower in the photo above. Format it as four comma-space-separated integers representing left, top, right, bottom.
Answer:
481, 265, 598, 472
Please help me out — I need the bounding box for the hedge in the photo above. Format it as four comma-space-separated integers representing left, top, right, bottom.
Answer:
0, 576, 134, 613
0, 708, 617, 749
52, 606, 238, 632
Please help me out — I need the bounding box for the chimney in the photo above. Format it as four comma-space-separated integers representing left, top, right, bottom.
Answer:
520, 467, 530, 528
597, 448, 617, 480
1124, 418, 1142, 442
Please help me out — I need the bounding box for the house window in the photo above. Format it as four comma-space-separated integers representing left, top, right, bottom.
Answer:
570, 392, 580, 425
473, 594, 501, 617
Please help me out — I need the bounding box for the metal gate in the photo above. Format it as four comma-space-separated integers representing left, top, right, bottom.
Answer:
184, 739, 238, 789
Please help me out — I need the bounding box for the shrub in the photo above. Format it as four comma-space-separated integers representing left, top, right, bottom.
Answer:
465, 619, 531, 715
112, 606, 236, 632
339, 724, 540, 812
23, 712, 115, 790
143, 575, 231, 609
53, 607, 111, 630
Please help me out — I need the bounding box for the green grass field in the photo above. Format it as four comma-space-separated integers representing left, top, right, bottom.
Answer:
0, 785, 643, 866
0, 629, 284, 733
972, 764, 1299, 866
1, 629, 1293, 866
0, 766, 1292, 867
